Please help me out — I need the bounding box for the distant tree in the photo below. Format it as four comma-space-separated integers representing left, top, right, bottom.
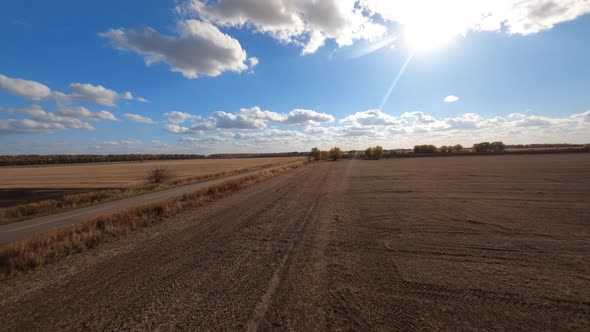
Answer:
491, 141, 505, 153
439, 145, 449, 153
453, 144, 463, 152
373, 145, 384, 159
365, 146, 384, 160
329, 147, 342, 161
473, 141, 505, 153
148, 167, 170, 184
413, 145, 438, 153
320, 150, 330, 160
309, 147, 320, 161
364, 147, 373, 160
473, 142, 491, 152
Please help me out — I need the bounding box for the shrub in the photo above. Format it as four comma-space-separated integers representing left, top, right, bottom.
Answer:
329, 147, 342, 161
148, 167, 170, 184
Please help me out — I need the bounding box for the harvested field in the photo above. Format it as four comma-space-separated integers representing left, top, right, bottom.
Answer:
1, 154, 589, 330
0, 157, 303, 189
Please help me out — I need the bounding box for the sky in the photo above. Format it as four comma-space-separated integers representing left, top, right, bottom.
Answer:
0, 0, 589, 154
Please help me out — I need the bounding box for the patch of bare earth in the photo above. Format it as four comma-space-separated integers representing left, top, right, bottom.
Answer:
1, 154, 589, 330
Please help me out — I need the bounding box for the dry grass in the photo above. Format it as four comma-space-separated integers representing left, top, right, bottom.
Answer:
0, 157, 303, 189
0, 159, 303, 224
0, 162, 306, 277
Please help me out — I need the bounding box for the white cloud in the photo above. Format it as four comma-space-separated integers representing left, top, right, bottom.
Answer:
178, 136, 227, 145
280, 109, 335, 125
512, 115, 561, 127
100, 19, 256, 79
7, 105, 95, 130
0, 119, 65, 134
0, 74, 51, 101
508, 113, 527, 119
163, 124, 204, 134
163, 106, 335, 133
211, 110, 267, 129
124, 113, 155, 124
57, 105, 118, 121
571, 110, 590, 122
178, 0, 590, 56
180, 0, 387, 54
67, 83, 133, 106
136, 97, 149, 103
363, 0, 590, 40
341, 109, 403, 126
164, 111, 201, 124
444, 95, 460, 103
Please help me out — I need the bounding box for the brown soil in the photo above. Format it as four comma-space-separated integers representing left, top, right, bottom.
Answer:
1, 154, 589, 330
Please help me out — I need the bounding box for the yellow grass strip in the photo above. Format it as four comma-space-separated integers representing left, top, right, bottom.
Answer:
0, 162, 306, 278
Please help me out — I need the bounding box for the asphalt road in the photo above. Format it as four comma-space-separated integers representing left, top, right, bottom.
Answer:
1, 157, 588, 330
0, 162, 300, 245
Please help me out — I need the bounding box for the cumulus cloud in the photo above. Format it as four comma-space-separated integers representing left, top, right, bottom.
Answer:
164, 111, 201, 124
163, 106, 335, 133
177, 0, 590, 56
0, 119, 65, 134
67, 83, 133, 106
57, 105, 118, 121
100, 19, 256, 79
7, 105, 95, 130
363, 0, 590, 37
178, 136, 227, 145
124, 113, 155, 124
280, 109, 335, 125
0, 74, 51, 101
163, 124, 204, 134
211, 110, 267, 129
571, 110, 590, 122
180, 0, 387, 54
444, 95, 460, 103
341, 109, 403, 126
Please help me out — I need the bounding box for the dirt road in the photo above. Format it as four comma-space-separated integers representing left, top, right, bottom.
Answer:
1, 155, 589, 330
0, 162, 301, 245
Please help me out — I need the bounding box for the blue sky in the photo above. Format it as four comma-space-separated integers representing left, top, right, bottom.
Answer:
1, 0, 589, 154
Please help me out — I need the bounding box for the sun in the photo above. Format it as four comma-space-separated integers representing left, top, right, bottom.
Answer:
399, 4, 469, 52
403, 21, 461, 52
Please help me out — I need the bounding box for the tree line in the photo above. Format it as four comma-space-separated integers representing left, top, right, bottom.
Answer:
0, 152, 308, 167
309, 147, 342, 161
309, 141, 513, 161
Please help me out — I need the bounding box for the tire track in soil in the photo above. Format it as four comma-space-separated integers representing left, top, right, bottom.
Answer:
246, 201, 316, 332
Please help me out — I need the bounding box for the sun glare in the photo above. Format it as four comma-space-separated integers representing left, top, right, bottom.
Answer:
395, 2, 472, 52
404, 23, 458, 51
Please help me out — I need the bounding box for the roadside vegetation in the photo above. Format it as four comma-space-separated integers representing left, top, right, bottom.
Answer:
0, 162, 307, 277
0, 160, 298, 225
